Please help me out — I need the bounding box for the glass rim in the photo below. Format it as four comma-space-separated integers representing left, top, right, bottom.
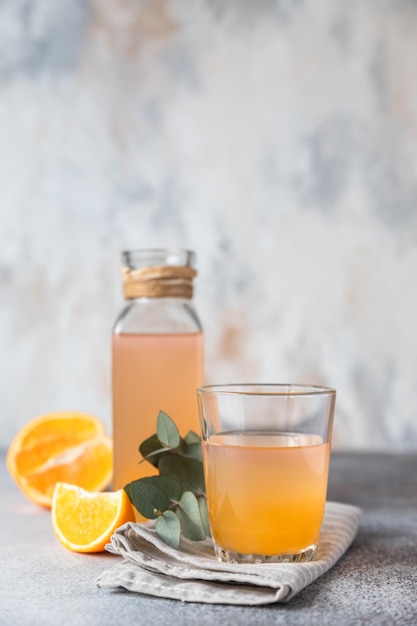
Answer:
197, 383, 336, 397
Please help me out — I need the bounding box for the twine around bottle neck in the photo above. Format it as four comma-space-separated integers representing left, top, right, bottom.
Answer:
121, 265, 197, 299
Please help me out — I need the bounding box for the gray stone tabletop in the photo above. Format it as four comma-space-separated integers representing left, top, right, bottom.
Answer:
1, 452, 416, 626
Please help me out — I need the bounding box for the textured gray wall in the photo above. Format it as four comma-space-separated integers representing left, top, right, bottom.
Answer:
1, 0, 416, 451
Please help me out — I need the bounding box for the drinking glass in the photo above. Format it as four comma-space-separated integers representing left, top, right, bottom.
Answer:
197, 384, 336, 563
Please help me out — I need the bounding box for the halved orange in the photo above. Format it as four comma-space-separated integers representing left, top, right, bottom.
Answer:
52, 482, 135, 553
6, 411, 113, 508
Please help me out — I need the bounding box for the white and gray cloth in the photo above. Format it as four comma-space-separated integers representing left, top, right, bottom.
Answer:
96, 501, 362, 605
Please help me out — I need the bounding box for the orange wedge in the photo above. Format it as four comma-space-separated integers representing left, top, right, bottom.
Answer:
6, 411, 113, 508
52, 482, 135, 553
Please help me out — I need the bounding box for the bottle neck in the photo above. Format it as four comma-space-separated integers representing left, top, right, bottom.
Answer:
114, 296, 202, 334
121, 265, 197, 300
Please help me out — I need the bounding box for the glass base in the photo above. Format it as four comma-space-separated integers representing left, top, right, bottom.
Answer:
213, 541, 317, 564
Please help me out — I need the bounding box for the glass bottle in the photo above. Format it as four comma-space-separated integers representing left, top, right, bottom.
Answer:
112, 249, 204, 493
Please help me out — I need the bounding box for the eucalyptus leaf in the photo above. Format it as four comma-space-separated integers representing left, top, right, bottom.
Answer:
126, 411, 211, 548
184, 431, 201, 445
143, 475, 183, 502
197, 495, 211, 537
176, 491, 206, 541
184, 442, 203, 462
158, 455, 205, 493
139, 433, 166, 467
175, 436, 188, 457
157, 411, 181, 449
155, 511, 181, 549
124, 482, 133, 504
128, 477, 171, 519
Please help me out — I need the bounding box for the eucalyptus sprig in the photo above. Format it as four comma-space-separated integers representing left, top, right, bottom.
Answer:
124, 411, 210, 549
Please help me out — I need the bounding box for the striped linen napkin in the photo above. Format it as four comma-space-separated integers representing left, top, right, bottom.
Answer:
96, 501, 361, 605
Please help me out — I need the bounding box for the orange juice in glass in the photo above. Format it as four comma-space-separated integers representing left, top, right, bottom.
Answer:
198, 384, 335, 563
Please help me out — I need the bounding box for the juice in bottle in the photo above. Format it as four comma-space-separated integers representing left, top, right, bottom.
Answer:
112, 331, 203, 490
